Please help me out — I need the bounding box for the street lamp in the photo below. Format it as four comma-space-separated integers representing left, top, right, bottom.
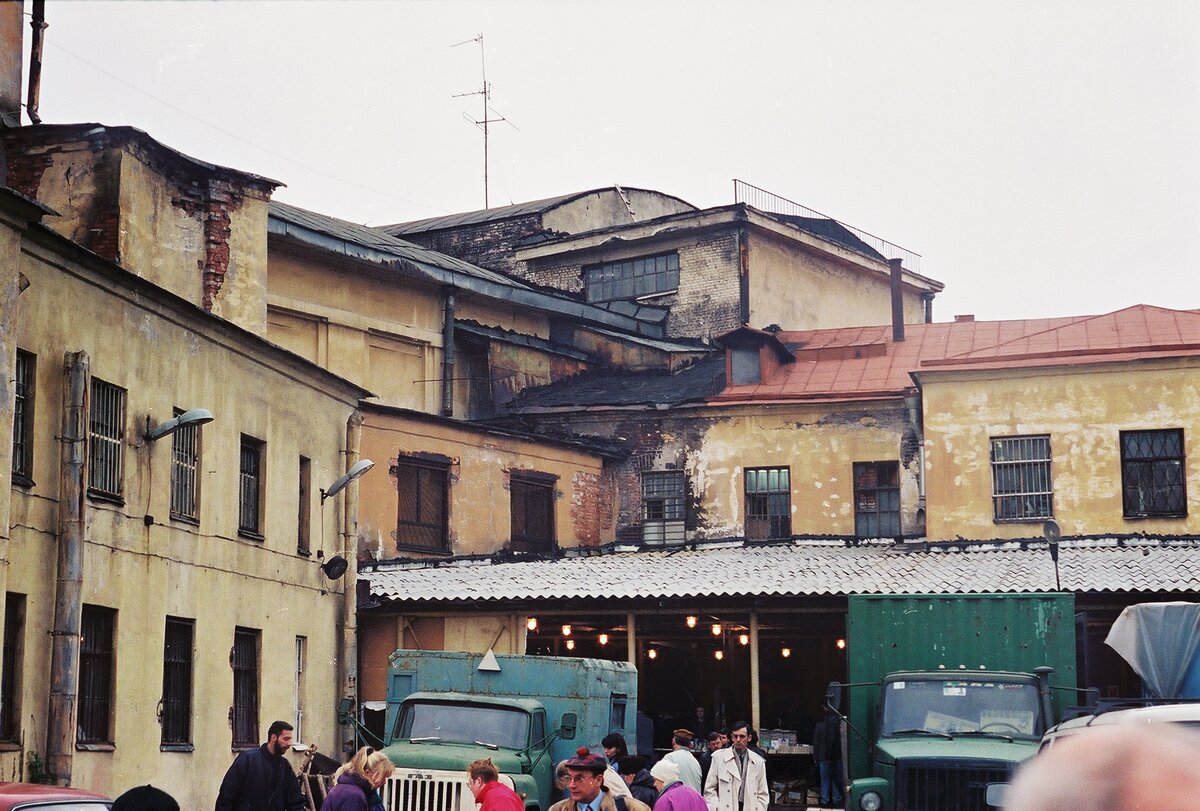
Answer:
1043, 519, 1062, 591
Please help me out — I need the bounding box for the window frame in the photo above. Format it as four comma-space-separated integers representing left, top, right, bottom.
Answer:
78, 604, 116, 746
509, 473, 556, 554
231, 627, 260, 750
854, 461, 902, 537
297, 456, 312, 555
641, 470, 686, 544
160, 617, 194, 750
169, 409, 202, 523
11, 350, 34, 485
294, 635, 307, 744
238, 435, 265, 539
583, 252, 681, 303
88, 378, 126, 501
394, 457, 451, 553
744, 466, 791, 540
1120, 428, 1187, 519
989, 435, 1054, 523
0, 593, 26, 743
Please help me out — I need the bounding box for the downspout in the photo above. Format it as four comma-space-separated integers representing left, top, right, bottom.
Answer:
339, 410, 364, 758
48, 350, 88, 785
737, 222, 751, 327
25, 0, 45, 124
889, 258, 905, 343
441, 288, 456, 416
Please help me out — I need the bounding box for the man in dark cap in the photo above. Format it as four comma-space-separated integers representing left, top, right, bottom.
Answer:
549, 747, 650, 811
113, 784, 180, 811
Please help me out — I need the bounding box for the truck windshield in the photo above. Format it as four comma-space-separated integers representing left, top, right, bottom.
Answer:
397, 702, 530, 750
880, 679, 1042, 739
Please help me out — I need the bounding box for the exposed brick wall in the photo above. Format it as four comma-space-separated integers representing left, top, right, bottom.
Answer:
171, 178, 247, 311
571, 470, 603, 546
405, 213, 547, 277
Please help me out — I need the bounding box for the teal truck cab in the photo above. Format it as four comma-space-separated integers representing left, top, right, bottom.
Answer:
379, 649, 638, 811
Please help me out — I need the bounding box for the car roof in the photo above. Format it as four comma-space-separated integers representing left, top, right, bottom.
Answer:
0, 783, 111, 807
1043, 703, 1200, 741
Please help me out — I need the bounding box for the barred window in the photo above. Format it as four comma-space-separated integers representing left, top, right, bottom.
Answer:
294, 636, 307, 743
395, 458, 450, 553
12, 350, 34, 482
161, 617, 194, 747
584, 253, 680, 303
854, 461, 901, 537
642, 471, 686, 544
745, 467, 791, 540
510, 473, 555, 553
0, 593, 25, 742
88, 379, 126, 499
1121, 429, 1187, 518
238, 436, 264, 537
232, 627, 260, 748
170, 410, 201, 522
79, 605, 115, 745
990, 435, 1053, 522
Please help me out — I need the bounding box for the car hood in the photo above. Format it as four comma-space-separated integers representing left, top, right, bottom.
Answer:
384, 740, 527, 774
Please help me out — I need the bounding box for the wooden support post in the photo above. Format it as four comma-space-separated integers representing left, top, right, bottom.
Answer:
750, 612, 761, 735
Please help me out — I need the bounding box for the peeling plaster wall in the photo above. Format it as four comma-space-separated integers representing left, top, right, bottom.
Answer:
922, 362, 1200, 540
541, 188, 694, 234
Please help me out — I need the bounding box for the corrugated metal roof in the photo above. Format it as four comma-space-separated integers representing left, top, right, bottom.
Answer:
367, 537, 1200, 604
501, 354, 725, 410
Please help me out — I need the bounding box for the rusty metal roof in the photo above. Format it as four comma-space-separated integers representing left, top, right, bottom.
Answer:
366, 536, 1200, 604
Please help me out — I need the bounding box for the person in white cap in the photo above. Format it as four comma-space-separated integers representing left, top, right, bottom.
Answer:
650, 760, 707, 811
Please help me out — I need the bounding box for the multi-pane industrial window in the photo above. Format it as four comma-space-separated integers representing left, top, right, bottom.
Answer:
11, 350, 34, 482
170, 410, 200, 522
642, 471, 686, 544
990, 435, 1053, 522
395, 459, 450, 552
298, 456, 312, 555
584, 252, 680, 303
0, 593, 25, 742
745, 467, 791, 540
88, 378, 126, 499
232, 627, 260, 748
1121, 429, 1187, 518
294, 636, 307, 743
510, 474, 555, 553
238, 436, 264, 537
78, 605, 115, 744
160, 618, 193, 748
854, 462, 901, 537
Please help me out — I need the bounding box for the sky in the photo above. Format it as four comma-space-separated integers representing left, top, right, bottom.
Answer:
20, 1, 1200, 322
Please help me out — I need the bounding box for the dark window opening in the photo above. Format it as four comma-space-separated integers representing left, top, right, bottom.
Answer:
642, 470, 686, 544
232, 627, 260, 748
990, 435, 1053, 522
161, 617, 194, 747
0, 593, 26, 742
584, 253, 680, 303
510, 474, 555, 553
731, 348, 761, 386
170, 409, 201, 522
79, 605, 115, 745
854, 461, 901, 537
239, 436, 264, 537
298, 456, 312, 555
1121, 429, 1186, 518
395, 458, 450, 553
12, 350, 34, 483
88, 379, 126, 499
745, 466, 790, 540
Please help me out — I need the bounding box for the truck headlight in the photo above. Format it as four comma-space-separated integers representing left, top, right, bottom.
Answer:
859, 791, 882, 811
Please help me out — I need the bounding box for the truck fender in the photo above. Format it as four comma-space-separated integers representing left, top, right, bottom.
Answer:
849, 776, 892, 811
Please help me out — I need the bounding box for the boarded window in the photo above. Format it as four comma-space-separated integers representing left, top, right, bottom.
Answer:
990, 436, 1053, 522
395, 459, 450, 552
239, 436, 264, 537
0, 593, 25, 742
89, 378, 126, 499
298, 456, 312, 555
232, 627, 260, 748
1121, 429, 1187, 518
642, 471, 686, 544
510, 474, 555, 553
12, 350, 34, 482
584, 253, 680, 302
161, 617, 194, 747
745, 467, 791, 540
854, 461, 901, 537
170, 410, 201, 522
79, 605, 115, 744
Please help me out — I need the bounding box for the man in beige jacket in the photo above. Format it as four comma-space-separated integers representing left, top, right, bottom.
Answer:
703, 722, 769, 811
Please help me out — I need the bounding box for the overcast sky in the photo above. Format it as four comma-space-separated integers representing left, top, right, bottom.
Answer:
22, 1, 1200, 321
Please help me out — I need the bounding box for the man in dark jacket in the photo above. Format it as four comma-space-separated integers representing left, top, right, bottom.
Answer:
618, 756, 658, 808
215, 720, 306, 811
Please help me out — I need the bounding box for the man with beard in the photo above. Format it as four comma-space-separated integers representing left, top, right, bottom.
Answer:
215, 720, 306, 811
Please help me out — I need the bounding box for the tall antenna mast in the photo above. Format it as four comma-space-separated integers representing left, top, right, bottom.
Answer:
451, 33, 516, 209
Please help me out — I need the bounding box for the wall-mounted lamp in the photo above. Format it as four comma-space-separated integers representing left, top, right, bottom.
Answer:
781, 647, 792, 658
836, 638, 846, 650
598, 633, 609, 646
561, 624, 572, 637
320, 459, 376, 503
711, 623, 722, 636
714, 650, 724, 661
527, 617, 538, 632
647, 648, 658, 660
686, 615, 698, 628
565, 639, 576, 651
145, 408, 213, 442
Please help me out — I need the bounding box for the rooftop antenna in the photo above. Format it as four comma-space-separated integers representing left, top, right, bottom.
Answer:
451, 33, 518, 209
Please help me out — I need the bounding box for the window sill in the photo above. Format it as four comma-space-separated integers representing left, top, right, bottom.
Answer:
297, 547, 313, 557
11, 474, 34, 489
86, 490, 125, 507
160, 743, 194, 753
1124, 513, 1187, 520
75, 742, 115, 752
395, 545, 452, 556
232, 744, 258, 753
0, 741, 21, 752
238, 530, 265, 542
170, 513, 201, 527
993, 517, 1052, 524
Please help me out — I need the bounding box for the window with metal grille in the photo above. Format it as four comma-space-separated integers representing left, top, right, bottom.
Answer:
79, 605, 115, 744
170, 410, 201, 522
88, 378, 126, 499
642, 471, 686, 544
584, 252, 680, 303
510, 474, 555, 553
745, 467, 791, 540
232, 627, 260, 748
1121, 429, 1187, 518
160, 617, 193, 748
294, 636, 307, 743
990, 435, 1053, 522
12, 350, 34, 482
238, 436, 264, 537
395, 459, 450, 552
854, 461, 901, 537
297, 456, 312, 555
0, 593, 25, 742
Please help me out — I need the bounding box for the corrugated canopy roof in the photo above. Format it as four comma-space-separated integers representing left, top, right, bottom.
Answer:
367, 537, 1200, 604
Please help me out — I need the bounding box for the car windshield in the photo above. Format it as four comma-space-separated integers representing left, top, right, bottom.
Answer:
880, 678, 1042, 739
397, 701, 530, 750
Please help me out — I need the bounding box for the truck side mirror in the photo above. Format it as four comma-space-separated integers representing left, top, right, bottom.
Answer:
560, 712, 578, 740
825, 681, 843, 714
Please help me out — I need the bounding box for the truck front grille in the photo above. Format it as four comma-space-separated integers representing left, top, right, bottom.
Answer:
895, 760, 1011, 811
380, 774, 472, 811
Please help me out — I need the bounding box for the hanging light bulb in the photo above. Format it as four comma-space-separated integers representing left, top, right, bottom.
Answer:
561, 624, 572, 637
836, 638, 846, 650
647, 648, 658, 660
738, 633, 750, 646
686, 615, 698, 628
711, 623, 722, 636
781, 647, 792, 658
598, 633, 609, 646
527, 617, 538, 632
565, 639, 576, 651
714, 650, 725, 661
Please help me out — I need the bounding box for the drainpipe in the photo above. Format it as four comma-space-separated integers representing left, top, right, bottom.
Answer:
889, 258, 905, 343
340, 410, 364, 757
441, 288, 456, 416
737, 224, 751, 327
48, 350, 88, 785
749, 612, 760, 735
25, 0, 45, 124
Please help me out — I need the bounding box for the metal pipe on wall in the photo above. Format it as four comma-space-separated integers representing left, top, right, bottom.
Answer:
25, 0, 45, 124
340, 410, 364, 756
626, 613, 636, 665
749, 612, 760, 735
441, 288, 456, 416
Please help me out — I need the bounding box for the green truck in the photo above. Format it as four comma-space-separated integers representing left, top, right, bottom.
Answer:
377, 649, 638, 811
830, 593, 1077, 811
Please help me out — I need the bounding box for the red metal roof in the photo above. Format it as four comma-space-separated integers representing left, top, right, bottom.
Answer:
712, 305, 1200, 404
